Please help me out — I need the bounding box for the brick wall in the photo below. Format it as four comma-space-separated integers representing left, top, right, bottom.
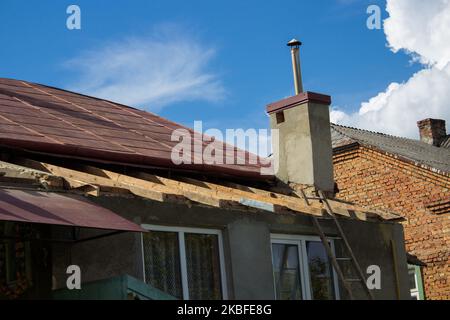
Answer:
333, 145, 450, 300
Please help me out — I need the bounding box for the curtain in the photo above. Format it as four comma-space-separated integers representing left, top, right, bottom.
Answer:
142, 231, 183, 299
184, 233, 222, 300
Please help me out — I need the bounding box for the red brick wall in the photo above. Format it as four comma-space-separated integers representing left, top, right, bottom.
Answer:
333, 146, 450, 300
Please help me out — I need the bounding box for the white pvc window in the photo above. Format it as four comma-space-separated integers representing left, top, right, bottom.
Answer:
408, 265, 424, 300
271, 234, 340, 300
141, 225, 227, 300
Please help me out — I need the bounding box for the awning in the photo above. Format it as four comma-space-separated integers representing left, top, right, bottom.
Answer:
0, 188, 144, 232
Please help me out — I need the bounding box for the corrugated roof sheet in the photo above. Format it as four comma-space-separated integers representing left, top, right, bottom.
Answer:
0, 78, 271, 180
331, 123, 450, 174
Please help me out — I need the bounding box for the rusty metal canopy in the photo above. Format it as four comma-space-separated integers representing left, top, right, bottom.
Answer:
0, 188, 144, 232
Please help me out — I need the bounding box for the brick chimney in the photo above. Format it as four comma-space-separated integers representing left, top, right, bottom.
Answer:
417, 118, 447, 146
266, 40, 334, 192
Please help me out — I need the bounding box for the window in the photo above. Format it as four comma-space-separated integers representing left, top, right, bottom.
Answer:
276, 111, 285, 124
306, 241, 336, 300
0, 222, 32, 286
272, 242, 303, 300
408, 265, 424, 300
271, 235, 339, 300
141, 225, 227, 300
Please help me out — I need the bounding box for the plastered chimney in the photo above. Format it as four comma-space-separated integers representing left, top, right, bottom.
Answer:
266, 40, 334, 192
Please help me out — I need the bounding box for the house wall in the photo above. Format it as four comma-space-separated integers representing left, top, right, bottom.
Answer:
333, 145, 450, 300
52, 194, 410, 300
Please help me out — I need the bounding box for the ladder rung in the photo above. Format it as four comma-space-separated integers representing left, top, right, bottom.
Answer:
305, 196, 323, 200
318, 216, 334, 220
336, 257, 352, 261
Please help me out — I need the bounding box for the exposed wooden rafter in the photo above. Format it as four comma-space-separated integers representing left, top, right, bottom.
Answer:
4, 157, 401, 221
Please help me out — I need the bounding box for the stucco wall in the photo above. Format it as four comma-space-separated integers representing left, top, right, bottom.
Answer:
52, 194, 410, 300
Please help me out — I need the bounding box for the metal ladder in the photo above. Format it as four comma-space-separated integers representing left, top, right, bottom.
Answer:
299, 189, 374, 300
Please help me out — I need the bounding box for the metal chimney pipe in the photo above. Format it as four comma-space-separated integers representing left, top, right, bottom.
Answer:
287, 39, 303, 95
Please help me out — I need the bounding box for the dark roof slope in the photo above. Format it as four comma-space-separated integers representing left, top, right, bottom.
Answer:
331, 123, 450, 175
0, 78, 271, 180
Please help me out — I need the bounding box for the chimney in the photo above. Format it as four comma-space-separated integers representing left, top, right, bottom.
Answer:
417, 118, 447, 146
287, 39, 303, 94
266, 40, 334, 192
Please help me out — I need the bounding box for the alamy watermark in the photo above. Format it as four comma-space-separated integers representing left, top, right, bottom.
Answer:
63, 264, 380, 291
366, 4, 382, 30
66, 265, 81, 290
170, 121, 278, 176
366, 265, 381, 290
66, 5, 81, 30
65, 4, 383, 31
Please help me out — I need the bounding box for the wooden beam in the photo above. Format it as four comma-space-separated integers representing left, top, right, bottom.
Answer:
79, 165, 249, 209
13, 158, 181, 203
174, 176, 326, 216
0, 160, 64, 189
195, 178, 328, 216
192, 178, 388, 221
63, 178, 101, 196
133, 172, 324, 217
9, 158, 396, 221
75, 166, 291, 214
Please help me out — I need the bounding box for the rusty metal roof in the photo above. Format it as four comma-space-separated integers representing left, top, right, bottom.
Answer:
0, 188, 144, 232
0, 78, 271, 181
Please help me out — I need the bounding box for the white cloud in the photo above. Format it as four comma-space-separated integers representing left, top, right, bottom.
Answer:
331, 0, 450, 139
384, 0, 450, 68
65, 26, 225, 111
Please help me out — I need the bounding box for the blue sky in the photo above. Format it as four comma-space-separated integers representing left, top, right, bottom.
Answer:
0, 0, 427, 136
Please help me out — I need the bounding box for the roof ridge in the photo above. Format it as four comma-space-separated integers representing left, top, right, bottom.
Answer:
332, 122, 402, 139
2, 78, 102, 103
331, 123, 450, 175
331, 122, 427, 145
330, 123, 358, 144
7, 78, 148, 113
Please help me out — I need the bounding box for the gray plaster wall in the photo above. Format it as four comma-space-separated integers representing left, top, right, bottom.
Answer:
226, 220, 275, 299
52, 194, 410, 300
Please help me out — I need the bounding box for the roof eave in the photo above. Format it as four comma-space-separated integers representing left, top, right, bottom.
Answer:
0, 139, 275, 182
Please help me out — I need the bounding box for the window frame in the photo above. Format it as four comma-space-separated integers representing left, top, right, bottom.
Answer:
408, 264, 425, 300
141, 224, 228, 300
271, 234, 340, 300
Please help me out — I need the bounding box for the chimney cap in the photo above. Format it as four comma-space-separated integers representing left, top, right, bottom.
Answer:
287, 38, 302, 47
